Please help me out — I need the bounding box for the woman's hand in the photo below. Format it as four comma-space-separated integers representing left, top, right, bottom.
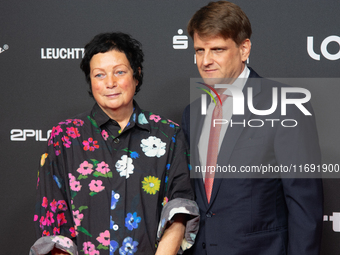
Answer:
155, 214, 186, 255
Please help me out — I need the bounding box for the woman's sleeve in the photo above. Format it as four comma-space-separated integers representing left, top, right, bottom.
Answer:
157, 127, 200, 253
30, 126, 78, 255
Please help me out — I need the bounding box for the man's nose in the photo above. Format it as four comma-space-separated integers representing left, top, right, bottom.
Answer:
202, 51, 213, 66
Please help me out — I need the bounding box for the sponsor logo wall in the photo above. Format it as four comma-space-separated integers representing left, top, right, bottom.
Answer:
324, 212, 340, 232
307, 36, 340, 61
1, 1, 340, 254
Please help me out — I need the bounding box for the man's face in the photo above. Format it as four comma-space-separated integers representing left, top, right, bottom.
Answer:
194, 33, 251, 86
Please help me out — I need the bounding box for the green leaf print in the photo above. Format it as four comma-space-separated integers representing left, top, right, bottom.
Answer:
87, 116, 99, 128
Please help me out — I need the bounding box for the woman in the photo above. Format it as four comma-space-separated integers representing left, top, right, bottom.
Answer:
30, 32, 199, 255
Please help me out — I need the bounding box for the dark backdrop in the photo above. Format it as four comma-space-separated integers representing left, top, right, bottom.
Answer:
1, 1, 340, 254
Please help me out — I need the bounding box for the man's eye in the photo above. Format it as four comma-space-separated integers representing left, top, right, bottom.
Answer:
214, 48, 224, 52
196, 49, 204, 53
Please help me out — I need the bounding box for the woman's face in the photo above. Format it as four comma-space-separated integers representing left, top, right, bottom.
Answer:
90, 50, 137, 117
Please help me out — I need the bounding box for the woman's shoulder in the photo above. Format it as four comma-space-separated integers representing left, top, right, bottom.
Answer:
48, 109, 92, 140
52, 109, 91, 128
138, 109, 181, 131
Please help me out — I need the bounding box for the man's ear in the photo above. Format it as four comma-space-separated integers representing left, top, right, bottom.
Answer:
240, 39, 251, 62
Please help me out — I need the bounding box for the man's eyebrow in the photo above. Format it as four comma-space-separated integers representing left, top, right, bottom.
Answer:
211, 46, 227, 49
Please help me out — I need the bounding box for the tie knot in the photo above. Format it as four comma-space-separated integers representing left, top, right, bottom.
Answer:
216, 94, 229, 105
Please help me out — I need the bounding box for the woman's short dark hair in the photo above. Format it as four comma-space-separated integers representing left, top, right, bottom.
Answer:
80, 32, 144, 97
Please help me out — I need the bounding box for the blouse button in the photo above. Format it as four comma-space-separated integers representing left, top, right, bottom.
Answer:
114, 138, 120, 144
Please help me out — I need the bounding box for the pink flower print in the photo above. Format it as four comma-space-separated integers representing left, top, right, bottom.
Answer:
50, 199, 58, 213
50, 125, 63, 138
39, 216, 46, 229
59, 119, 72, 125
69, 227, 77, 237
96, 161, 110, 174
69, 173, 82, 192
150, 114, 161, 123
53, 227, 60, 235
90, 250, 100, 255
57, 212, 67, 226
101, 130, 109, 140
77, 161, 94, 175
42, 230, 50, 236
89, 180, 105, 193
168, 119, 179, 126
83, 138, 99, 151
70, 179, 82, 192
73, 119, 84, 126
83, 242, 96, 254
62, 136, 71, 148
73, 210, 84, 227
42, 197, 48, 208
58, 200, 68, 211
54, 141, 61, 156
45, 211, 55, 226
34, 215, 38, 221
96, 230, 110, 246
66, 127, 80, 139
68, 173, 76, 182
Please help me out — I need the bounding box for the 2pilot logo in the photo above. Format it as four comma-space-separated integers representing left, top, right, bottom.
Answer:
198, 83, 312, 128
324, 213, 340, 232
173, 29, 188, 49
307, 35, 340, 60
0, 44, 9, 54
10, 129, 52, 142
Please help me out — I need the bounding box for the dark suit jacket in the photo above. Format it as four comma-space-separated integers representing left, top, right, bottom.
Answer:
182, 68, 323, 255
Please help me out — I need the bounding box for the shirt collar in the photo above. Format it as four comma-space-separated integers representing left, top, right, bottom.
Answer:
90, 101, 151, 132
222, 64, 250, 96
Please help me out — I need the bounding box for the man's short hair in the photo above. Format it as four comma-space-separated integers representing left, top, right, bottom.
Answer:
187, 1, 252, 46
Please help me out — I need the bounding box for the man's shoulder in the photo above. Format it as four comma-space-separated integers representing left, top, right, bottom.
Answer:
248, 67, 291, 87
246, 68, 297, 101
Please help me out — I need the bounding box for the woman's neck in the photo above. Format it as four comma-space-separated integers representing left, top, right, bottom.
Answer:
100, 103, 134, 131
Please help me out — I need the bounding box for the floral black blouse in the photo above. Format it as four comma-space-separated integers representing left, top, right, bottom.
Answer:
30, 102, 199, 255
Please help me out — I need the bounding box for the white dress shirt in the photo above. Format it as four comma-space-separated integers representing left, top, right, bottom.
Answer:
198, 66, 250, 179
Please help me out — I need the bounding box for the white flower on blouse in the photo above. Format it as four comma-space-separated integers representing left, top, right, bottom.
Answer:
115, 155, 134, 178
140, 136, 166, 158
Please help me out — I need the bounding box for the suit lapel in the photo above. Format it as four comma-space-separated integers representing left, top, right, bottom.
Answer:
189, 100, 210, 208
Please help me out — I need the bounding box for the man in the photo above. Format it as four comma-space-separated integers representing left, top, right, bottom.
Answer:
182, 1, 323, 255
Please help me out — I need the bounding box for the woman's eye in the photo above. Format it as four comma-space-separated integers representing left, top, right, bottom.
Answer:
95, 73, 104, 78
115, 70, 126, 76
